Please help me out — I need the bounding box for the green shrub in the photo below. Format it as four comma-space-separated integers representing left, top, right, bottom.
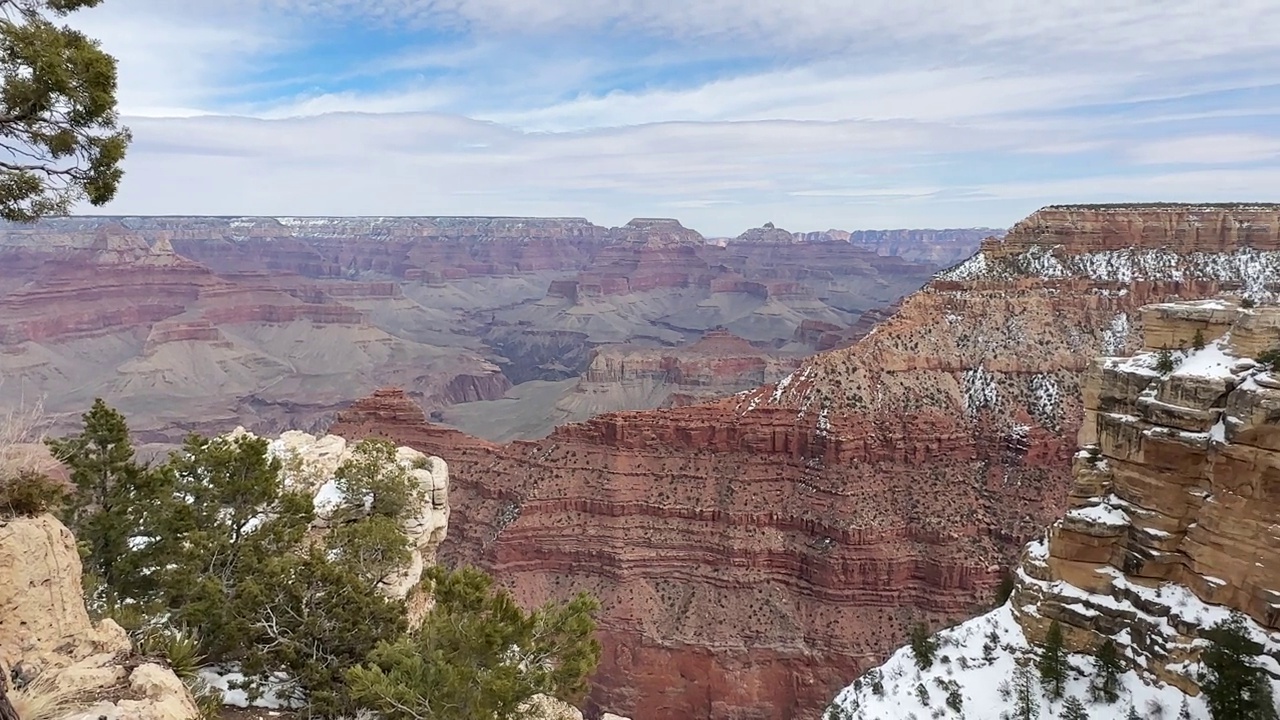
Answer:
1155, 349, 1176, 374
347, 566, 601, 720
1257, 348, 1280, 368
184, 676, 224, 720
0, 469, 72, 517
49, 402, 604, 720
1242, 296, 1257, 308
1200, 613, 1279, 720
138, 626, 205, 680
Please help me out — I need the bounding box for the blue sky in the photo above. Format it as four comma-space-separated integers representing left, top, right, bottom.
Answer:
66, 0, 1280, 235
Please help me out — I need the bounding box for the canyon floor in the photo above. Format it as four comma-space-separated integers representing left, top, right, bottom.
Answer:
0, 216, 986, 445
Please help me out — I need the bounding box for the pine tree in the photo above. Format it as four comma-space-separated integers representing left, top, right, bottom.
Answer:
1192, 329, 1206, 351
47, 398, 168, 605
346, 566, 602, 720
1126, 703, 1142, 720
1177, 698, 1193, 720
0, 0, 132, 222
1061, 695, 1089, 720
1038, 620, 1069, 700
157, 432, 316, 661
909, 621, 937, 671
1200, 614, 1279, 720
1090, 638, 1122, 704
1011, 664, 1039, 720
1155, 348, 1176, 374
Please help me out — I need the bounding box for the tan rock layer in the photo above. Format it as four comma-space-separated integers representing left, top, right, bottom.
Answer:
1013, 300, 1280, 694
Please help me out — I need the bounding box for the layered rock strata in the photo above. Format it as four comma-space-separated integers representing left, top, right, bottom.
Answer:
1014, 298, 1280, 692
2, 215, 947, 444
333, 206, 1280, 720
827, 296, 1280, 719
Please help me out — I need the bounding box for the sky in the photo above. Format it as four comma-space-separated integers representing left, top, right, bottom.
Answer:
63, 0, 1280, 236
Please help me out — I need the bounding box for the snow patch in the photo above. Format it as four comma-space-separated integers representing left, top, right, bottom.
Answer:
1102, 312, 1131, 356
962, 365, 998, 416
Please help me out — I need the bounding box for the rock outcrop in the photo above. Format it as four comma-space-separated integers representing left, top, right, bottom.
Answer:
226, 428, 451, 601
333, 205, 1280, 720
1014, 298, 1280, 692
826, 296, 1280, 719
0, 515, 198, 720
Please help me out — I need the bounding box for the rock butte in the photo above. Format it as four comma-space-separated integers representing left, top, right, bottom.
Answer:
331, 205, 1280, 719
0, 216, 963, 445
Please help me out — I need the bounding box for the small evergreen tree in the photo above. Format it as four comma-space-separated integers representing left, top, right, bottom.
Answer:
1126, 703, 1142, 720
983, 627, 1000, 664
1011, 664, 1039, 720
1038, 620, 1069, 700
1090, 639, 1122, 704
1200, 613, 1279, 720
1155, 349, 1176, 374
1061, 695, 1089, 720
347, 566, 602, 720
1242, 296, 1257, 308
47, 398, 168, 605
1177, 698, 1192, 720
909, 621, 937, 671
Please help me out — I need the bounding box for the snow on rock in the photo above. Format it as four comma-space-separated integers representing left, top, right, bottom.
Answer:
1102, 312, 1132, 356
962, 364, 998, 416
198, 667, 296, 709
1169, 335, 1239, 380
1065, 502, 1130, 528
222, 427, 450, 599
935, 243, 1280, 296
826, 603, 1243, 720
1028, 374, 1063, 429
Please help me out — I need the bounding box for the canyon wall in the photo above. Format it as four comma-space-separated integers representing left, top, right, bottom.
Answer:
2, 215, 947, 445
331, 205, 1280, 720
827, 296, 1280, 720
1014, 298, 1280, 692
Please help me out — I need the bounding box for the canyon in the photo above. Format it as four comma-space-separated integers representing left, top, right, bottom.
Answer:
0, 216, 970, 445
330, 205, 1280, 719
829, 297, 1280, 719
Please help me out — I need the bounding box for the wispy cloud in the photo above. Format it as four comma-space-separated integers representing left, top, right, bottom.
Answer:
55, 0, 1280, 233
1128, 134, 1280, 165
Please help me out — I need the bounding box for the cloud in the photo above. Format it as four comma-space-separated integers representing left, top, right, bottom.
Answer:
53, 0, 1280, 234
1128, 134, 1280, 165
91, 110, 1278, 236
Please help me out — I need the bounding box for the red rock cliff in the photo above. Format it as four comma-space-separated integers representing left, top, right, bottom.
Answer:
331, 205, 1280, 720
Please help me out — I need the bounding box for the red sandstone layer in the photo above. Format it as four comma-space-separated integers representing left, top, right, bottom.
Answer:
331, 206, 1280, 720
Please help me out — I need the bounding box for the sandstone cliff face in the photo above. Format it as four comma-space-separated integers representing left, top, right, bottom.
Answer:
1014, 298, 1280, 693
0, 515, 198, 720
826, 296, 1280, 720
333, 206, 1280, 720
